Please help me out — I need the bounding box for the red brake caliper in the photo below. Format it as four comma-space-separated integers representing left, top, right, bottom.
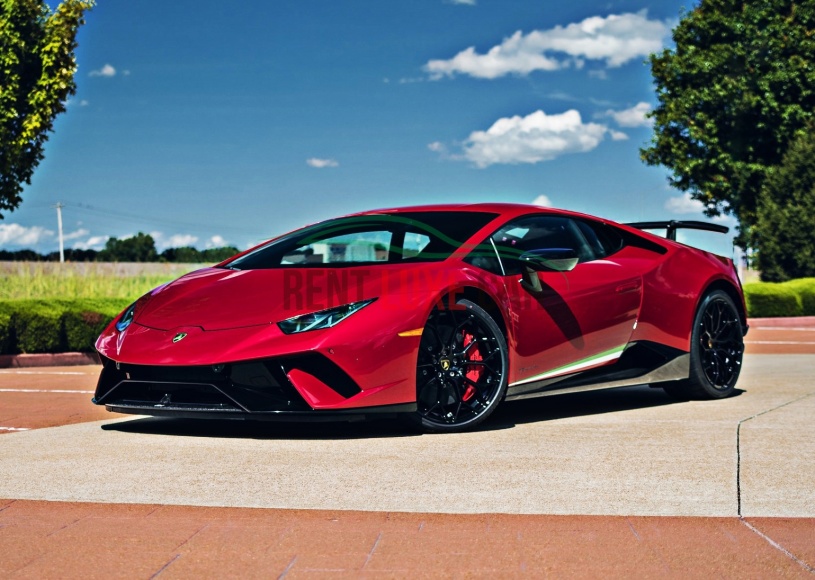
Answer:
461, 332, 483, 402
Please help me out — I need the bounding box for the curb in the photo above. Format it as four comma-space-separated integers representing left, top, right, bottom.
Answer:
748, 316, 815, 328
0, 352, 101, 369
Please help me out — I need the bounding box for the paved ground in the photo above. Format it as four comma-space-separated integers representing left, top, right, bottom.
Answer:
0, 322, 813, 577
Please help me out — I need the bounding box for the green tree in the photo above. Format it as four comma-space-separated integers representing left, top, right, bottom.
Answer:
97, 233, 158, 262
753, 129, 815, 281
201, 246, 239, 262
641, 0, 815, 247
0, 0, 93, 218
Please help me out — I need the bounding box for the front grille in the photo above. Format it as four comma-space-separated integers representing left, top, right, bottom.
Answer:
95, 357, 312, 412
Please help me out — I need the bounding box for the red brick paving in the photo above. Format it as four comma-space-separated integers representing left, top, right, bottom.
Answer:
1, 500, 813, 578
0, 368, 123, 432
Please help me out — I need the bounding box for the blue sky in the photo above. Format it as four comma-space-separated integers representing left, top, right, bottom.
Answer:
1, 0, 738, 256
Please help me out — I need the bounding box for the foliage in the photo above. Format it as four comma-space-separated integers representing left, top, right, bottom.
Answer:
0, 0, 93, 217
753, 130, 815, 281
0, 245, 240, 262
158, 245, 239, 263
96, 232, 158, 262
784, 278, 815, 316
0, 261, 182, 300
0, 298, 129, 353
742, 278, 815, 317
641, 0, 815, 247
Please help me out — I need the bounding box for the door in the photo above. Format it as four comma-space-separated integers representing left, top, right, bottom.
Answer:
490, 215, 643, 388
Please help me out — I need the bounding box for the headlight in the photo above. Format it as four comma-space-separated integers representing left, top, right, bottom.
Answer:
278, 299, 376, 334
115, 302, 138, 332
114, 288, 160, 333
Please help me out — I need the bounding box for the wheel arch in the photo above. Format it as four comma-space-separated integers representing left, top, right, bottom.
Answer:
699, 279, 747, 329
457, 286, 509, 342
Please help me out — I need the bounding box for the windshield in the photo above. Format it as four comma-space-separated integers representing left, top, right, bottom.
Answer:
224, 211, 498, 270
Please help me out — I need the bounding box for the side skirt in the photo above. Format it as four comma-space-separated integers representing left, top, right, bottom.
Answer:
505, 342, 689, 402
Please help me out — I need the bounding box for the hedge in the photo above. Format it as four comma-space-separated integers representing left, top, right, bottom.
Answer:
743, 278, 815, 318
0, 299, 130, 354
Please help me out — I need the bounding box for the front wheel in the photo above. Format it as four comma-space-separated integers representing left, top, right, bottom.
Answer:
663, 290, 744, 400
412, 299, 508, 432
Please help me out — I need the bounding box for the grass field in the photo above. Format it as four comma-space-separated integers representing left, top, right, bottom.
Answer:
0, 262, 203, 301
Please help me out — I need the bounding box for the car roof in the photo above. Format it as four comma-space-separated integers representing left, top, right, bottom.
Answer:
350, 202, 612, 224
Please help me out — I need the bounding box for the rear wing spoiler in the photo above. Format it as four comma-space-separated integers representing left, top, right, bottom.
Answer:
624, 220, 729, 242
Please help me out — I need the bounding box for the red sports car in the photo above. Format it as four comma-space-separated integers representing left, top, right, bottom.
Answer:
93, 204, 747, 432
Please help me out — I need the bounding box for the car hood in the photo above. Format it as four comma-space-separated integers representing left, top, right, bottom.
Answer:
134, 264, 454, 331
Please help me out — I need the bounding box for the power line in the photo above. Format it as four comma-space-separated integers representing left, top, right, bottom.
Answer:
59, 201, 271, 237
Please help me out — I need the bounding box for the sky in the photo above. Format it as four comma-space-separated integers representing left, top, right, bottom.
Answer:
1, 0, 739, 257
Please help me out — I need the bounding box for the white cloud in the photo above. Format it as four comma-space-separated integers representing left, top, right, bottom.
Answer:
306, 158, 339, 168
63, 228, 90, 241
0, 224, 54, 247
89, 64, 117, 77
207, 235, 228, 248
72, 235, 109, 251
449, 0, 476, 5
665, 193, 706, 214
425, 11, 671, 79
531, 195, 553, 207
458, 109, 608, 167
149, 231, 199, 250
610, 130, 629, 141
165, 234, 199, 248
606, 102, 653, 128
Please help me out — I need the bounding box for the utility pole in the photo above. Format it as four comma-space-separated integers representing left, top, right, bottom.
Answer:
54, 202, 65, 263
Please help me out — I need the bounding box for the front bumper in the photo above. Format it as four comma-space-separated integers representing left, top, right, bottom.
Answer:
93, 354, 416, 419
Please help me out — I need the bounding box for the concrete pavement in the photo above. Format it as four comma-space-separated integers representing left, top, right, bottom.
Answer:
0, 354, 812, 518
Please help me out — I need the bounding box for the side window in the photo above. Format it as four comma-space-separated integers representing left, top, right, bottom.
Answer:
403, 232, 432, 259
282, 231, 392, 264
492, 216, 596, 271
464, 216, 624, 275
575, 220, 625, 259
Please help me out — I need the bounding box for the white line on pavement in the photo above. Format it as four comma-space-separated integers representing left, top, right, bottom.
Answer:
0, 427, 30, 432
0, 389, 94, 394
0, 371, 89, 375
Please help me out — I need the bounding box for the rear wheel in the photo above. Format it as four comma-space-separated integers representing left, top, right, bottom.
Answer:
663, 290, 744, 400
412, 299, 508, 432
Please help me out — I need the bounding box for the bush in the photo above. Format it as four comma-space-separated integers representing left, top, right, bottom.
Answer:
0, 302, 14, 354
13, 301, 66, 353
0, 299, 130, 354
60, 299, 131, 352
744, 283, 804, 318
783, 278, 815, 316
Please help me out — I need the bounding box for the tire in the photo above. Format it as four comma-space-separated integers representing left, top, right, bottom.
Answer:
663, 290, 744, 400
410, 298, 508, 433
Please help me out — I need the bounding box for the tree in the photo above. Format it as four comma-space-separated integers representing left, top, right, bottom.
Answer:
753, 129, 815, 281
641, 0, 815, 247
0, 0, 93, 218
97, 233, 158, 262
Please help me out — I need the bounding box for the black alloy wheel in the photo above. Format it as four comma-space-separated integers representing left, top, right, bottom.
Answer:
413, 299, 508, 432
663, 290, 745, 400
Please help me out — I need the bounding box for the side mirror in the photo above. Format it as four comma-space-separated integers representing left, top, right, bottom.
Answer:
518, 248, 578, 294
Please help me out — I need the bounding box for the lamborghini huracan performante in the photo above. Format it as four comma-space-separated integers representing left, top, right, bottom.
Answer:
93, 204, 748, 432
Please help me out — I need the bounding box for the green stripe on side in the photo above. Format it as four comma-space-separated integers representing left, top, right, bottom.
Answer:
510, 344, 627, 387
